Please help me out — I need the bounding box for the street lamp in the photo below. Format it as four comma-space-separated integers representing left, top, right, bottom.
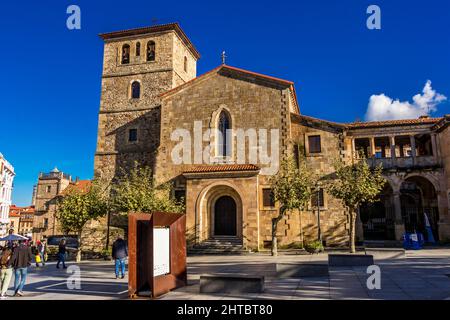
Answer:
315, 182, 322, 243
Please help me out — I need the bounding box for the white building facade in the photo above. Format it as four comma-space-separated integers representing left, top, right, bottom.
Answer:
0, 153, 15, 237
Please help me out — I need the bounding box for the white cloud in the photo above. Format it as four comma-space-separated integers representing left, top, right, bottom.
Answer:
364, 80, 447, 121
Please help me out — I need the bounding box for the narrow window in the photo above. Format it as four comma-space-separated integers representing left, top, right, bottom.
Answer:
121, 44, 130, 64
46, 186, 51, 193
147, 41, 155, 61
136, 42, 141, 57
262, 188, 275, 207
131, 81, 140, 99
128, 129, 138, 142
311, 188, 325, 207
217, 111, 231, 157
308, 135, 321, 154
184, 56, 188, 72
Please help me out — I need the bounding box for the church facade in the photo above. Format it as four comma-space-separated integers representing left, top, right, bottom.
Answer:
94, 23, 450, 251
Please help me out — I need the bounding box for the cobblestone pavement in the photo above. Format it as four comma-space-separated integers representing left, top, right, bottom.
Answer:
2, 249, 450, 300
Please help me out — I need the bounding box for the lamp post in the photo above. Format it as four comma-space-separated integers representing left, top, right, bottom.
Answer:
316, 182, 322, 243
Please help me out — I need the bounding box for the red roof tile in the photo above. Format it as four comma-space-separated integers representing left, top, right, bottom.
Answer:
60, 180, 92, 195
184, 164, 260, 174
347, 117, 442, 129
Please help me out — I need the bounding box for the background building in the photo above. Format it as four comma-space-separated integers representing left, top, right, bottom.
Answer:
7, 205, 21, 234
32, 167, 72, 241
8, 205, 35, 238
0, 153, 15, 237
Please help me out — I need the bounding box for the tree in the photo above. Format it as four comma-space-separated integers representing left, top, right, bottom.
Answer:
110, 164, 185, 215
57, 180, 109, 262
327, 156, 386, 253
270, 156, 315, 256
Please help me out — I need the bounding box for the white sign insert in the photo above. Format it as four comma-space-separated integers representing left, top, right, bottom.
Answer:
153, 227, 170, 277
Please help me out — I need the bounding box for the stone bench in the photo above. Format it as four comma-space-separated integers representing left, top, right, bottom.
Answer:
276, 263, 329, 278
364, 248, 405, 260
199, 274, 264, 294
328, 254, 374, 267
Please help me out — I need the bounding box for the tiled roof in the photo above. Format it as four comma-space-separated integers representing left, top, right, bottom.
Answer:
60, 180, 92, 195
160, 64, 298, 110
291, 113, 443, 130
98, 22, 200, 59
9, 205, 34, 217
347, 117, 442, 129
184, 164, 260, 174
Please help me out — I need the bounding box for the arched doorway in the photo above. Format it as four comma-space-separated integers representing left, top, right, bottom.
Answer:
360, 184, 395, 240
214, 196, 237, 236
400, 176, 439, 241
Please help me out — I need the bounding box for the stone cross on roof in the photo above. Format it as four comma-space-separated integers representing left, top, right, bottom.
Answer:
221, 51, 227, 65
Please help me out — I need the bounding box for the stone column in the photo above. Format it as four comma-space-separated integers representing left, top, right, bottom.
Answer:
390, 136, 396, 159
393, 191, 405, 240
351, 138, 356, 159
410, 135, 416, 158
431, 133, 438, 160
370, 137, 376, 157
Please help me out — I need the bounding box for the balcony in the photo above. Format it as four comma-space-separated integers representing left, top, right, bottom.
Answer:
367, 155, 438, 170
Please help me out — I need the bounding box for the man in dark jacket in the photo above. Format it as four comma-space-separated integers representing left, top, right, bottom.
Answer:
10, 240, 33, 297
112, 237, 128, 279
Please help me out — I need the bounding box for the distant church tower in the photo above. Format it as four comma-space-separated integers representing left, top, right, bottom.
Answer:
94, 23, 200, 181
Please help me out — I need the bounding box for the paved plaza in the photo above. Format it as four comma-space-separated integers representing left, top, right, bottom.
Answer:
2, 249, 450, 300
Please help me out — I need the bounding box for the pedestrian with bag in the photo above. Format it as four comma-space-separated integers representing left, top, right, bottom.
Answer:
0, 247, 13, 299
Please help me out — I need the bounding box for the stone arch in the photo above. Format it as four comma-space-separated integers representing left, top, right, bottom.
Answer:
403, 172, 441, 193
194, 181, 244, 242
400, 174, 439, 240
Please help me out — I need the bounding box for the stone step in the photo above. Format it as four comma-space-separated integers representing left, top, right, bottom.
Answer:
188, 248, 250, 255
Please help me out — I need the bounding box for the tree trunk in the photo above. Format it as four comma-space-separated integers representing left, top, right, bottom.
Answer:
299, 211, 304, 248
349, 209, 357, 253
76, 232, 82, 263
271, 207, 287, 256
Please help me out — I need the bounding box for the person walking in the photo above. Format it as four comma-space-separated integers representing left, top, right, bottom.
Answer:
10, 240, 32, 297
37, 240, 47, 266
56, 239, 67, 269
112, 237, 128, 279
0, 247, 13, 299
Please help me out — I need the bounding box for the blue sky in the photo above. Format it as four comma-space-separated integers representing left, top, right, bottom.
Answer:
1, 0, 449, 206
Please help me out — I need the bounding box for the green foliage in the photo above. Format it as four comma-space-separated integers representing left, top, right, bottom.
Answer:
110, 163, 185, 214
326, 155, 386, 252
57, 180, 109, 235
327, 157, 386, 212
270, 156, 315, 211
305, 240, 324, 253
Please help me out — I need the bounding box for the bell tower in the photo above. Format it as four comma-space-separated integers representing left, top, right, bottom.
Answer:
94, 23, 200, 181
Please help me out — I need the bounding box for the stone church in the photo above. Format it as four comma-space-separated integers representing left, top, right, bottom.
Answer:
94, 23, 450, 251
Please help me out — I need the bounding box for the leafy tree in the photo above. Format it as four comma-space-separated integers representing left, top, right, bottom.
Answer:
270, 156, 315, 256
110, 164, 185, 214
57, 180, 109, 262
327, 155, 386, 253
